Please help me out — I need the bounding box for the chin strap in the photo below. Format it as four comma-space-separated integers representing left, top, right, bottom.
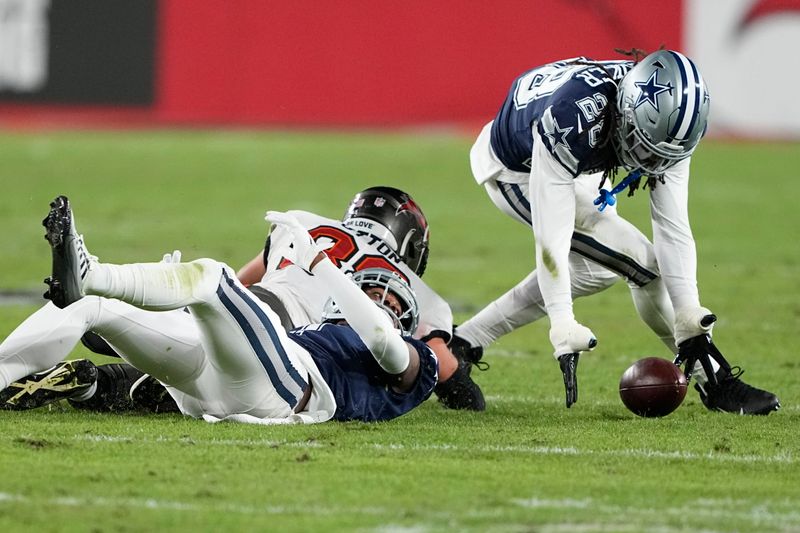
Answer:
593, 170, 642, 212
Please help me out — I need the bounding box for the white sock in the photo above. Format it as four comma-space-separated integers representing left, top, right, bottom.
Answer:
629, 278, 678, 353
692, 358, 720, 386
86, 259, 220, 311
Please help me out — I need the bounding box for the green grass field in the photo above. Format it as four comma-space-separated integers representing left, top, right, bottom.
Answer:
1, 130, 799, 532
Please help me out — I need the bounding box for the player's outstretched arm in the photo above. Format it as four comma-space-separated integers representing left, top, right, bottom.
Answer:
528, 131, 598, 406
265, 211, 421, 392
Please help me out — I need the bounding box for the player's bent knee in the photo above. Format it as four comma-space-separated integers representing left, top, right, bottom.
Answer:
184, 258, 226, 302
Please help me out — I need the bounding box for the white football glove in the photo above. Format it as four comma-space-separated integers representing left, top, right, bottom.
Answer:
264, 211, 325, 271
549, 318, 598, 358
674, 306, 716, 345
161, 250, 182, 264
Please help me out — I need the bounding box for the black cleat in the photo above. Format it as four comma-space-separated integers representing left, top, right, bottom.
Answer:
80, 331, 123, 358
1, 360, 98, 410
449, 333, 489, 374
695, 367, 780, 415
130, 374, 180, 413
434, 357, 486, 411
42, 196, 93, 308
69, 362, 142, 412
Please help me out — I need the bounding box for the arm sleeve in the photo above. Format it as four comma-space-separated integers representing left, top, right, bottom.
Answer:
530, 126, 578, 323
649, 157, 701, 311
311, 259, 410, 374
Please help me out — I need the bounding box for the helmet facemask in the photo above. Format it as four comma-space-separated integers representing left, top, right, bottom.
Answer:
321, 268, 420, 336
613, 108, 694, 176
613, 50, 710, 177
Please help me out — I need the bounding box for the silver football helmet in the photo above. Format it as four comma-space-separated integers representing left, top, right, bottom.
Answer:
321, 268, 420, 336
613, 50, 710, 176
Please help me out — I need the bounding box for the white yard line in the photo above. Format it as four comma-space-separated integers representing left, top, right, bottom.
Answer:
368, 442, 799, 465
484, 394, 800, 412
2, 490, 798, 530
56, 433, 800, 465
0, 491, 387, 517
513, 496, 800, 530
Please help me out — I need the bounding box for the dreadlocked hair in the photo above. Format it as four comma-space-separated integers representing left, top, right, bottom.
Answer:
623, 173, 666, 197
613, 47, 649, 62
608, 45, 669, 194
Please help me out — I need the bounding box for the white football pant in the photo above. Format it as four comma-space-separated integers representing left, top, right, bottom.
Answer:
0, 259, 309, 418
459, 121, 678, 356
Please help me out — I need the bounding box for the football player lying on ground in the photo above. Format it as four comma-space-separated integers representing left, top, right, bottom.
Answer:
240, 186, 480, 409
1, 187, 482, 413
0, 198, 438, 424
449, 48, 779, 414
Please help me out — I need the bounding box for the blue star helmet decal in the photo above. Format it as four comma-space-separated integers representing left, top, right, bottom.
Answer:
544, 115, 573, 150
633, 69, 673, 111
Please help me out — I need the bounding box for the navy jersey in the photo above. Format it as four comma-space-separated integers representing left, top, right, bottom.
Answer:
288, 323, 438, 422
490, 58, 633, 177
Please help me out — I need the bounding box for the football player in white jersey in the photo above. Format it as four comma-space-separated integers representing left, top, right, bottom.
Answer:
451, 49, 779, 414
0, 198, 439, 424
1, 188, 484, 413
236, 187, 482, 409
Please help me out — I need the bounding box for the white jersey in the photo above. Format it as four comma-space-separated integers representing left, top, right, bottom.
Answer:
253, 210, 453, 342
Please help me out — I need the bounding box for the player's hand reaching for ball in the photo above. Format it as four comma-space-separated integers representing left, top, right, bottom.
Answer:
549, 319, 597, 408
549, 319, 597, 358
674, 306, 716, 346
673, 307, 720, 383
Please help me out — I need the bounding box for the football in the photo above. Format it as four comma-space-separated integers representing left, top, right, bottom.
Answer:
619, 357, 688, 417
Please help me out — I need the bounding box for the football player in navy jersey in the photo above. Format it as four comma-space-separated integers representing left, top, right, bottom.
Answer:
237, 187, 482, 411
2, 189, 483, 413
452, 49, 779, 414
0, 198, 437, 424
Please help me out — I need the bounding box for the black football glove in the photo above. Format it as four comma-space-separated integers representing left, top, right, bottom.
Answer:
558, 353, 580, 408
673, 315, 732, 384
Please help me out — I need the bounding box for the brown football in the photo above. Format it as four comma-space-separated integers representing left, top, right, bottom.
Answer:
619, 357, 688, 417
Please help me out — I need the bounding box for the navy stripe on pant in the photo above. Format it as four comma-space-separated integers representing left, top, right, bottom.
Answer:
216, 270, 307, 406
570, 232, 658, 287
498, 182, 532, 225
495, 180, 657, 287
